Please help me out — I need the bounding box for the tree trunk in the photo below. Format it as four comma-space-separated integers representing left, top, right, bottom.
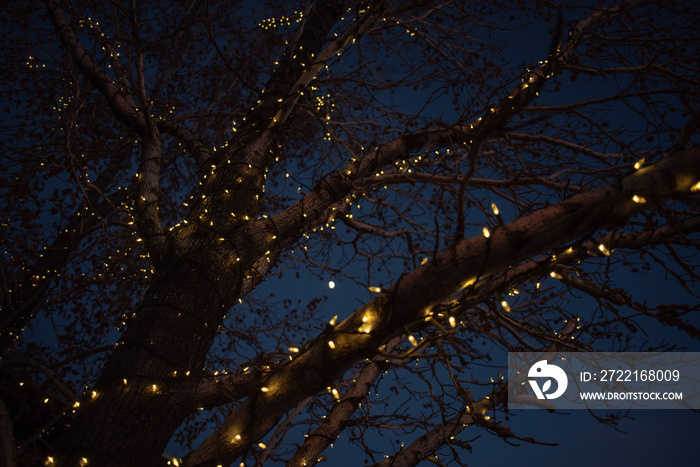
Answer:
53, 248, 237, 466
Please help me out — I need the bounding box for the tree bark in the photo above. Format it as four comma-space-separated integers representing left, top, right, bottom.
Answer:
0, 399, 17, 467
52, 247, 239, 466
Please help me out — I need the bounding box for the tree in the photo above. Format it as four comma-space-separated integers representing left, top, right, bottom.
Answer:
1, 0, 699, 465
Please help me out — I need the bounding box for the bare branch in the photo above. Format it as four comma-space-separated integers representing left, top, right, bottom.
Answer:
45, 0, 145, 133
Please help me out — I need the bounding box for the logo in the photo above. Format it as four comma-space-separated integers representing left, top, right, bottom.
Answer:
528, 359, 568, 399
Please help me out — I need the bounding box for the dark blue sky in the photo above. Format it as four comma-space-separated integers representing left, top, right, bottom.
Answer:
11, 2, 698, 465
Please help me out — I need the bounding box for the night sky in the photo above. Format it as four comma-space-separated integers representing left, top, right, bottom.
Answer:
4, 1, 699, 465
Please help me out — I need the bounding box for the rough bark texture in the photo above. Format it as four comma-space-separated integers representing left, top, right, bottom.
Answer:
0, 399, 17, 467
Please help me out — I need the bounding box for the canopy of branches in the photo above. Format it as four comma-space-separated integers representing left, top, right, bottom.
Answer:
0, 0, 698, 466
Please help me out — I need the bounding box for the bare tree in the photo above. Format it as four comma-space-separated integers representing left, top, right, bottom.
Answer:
1, 0, 698, 466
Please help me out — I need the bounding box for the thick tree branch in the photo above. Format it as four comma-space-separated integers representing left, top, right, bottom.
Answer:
0, 399, 17, 467
183, 1, 388, 237
183, 148, 699, 465
363, 172, 585, 192
286, 337, 401, 467
130, 2, 170, 265
194, 217, 700, 413
134, 131, 170, 266
45, 0, 146, 134
45, 0, 212, 169
260, 0, 632, 257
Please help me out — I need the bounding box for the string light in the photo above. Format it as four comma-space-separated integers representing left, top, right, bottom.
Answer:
359, 308, 377, 333
18, 8, 697, 464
